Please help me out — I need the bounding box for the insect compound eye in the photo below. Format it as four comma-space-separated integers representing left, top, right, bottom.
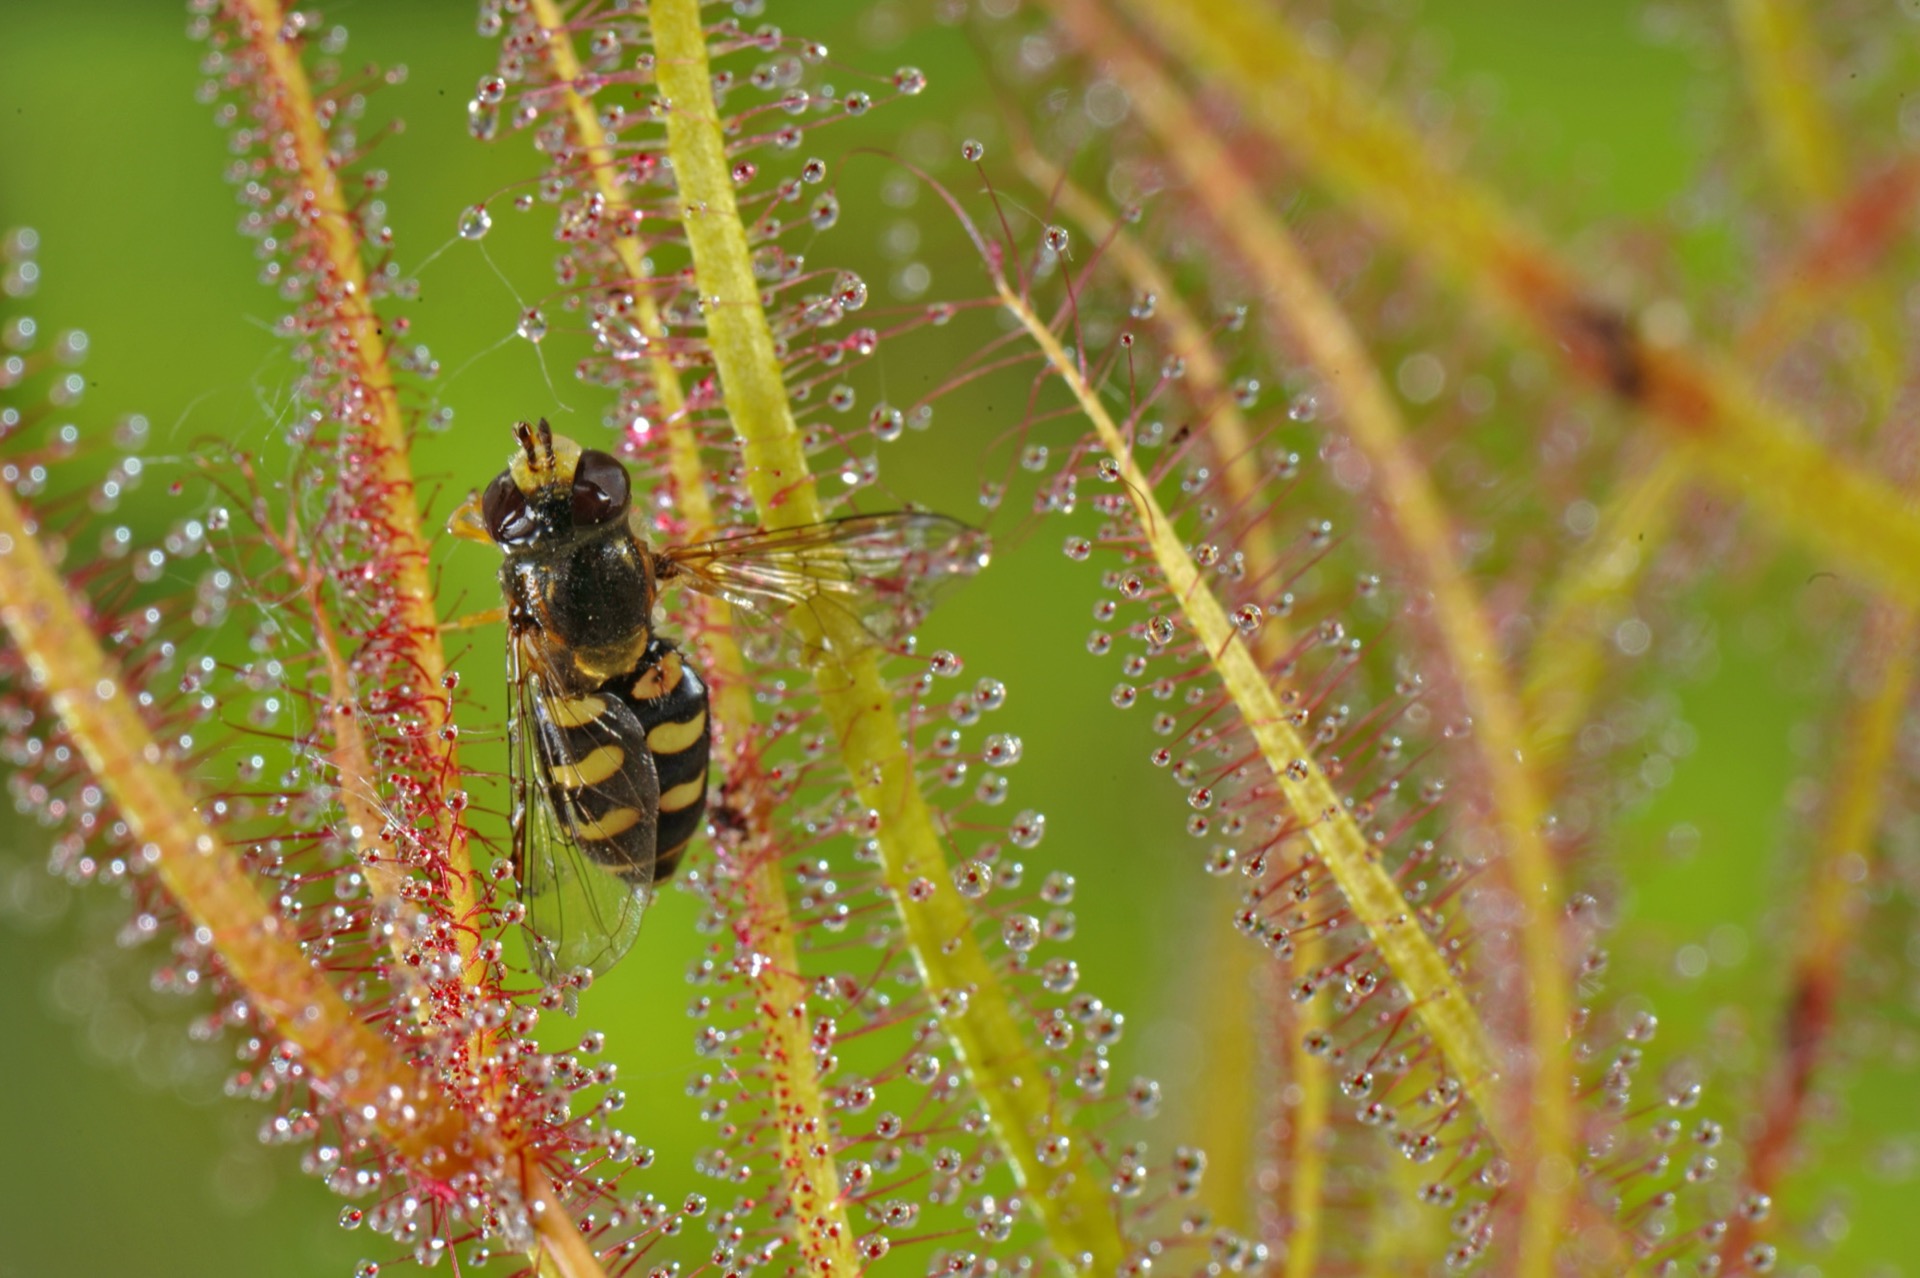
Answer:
481, 471, 535, 544
570, 449, 631, 527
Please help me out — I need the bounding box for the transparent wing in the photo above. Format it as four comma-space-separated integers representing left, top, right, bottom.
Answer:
658, 512, 990, 665
508, 638, 655, 989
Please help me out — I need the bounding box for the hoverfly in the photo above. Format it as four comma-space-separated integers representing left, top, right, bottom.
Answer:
449, 420, 989, 984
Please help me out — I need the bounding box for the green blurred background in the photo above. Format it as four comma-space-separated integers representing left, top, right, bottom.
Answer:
0, 2, 1909, 1275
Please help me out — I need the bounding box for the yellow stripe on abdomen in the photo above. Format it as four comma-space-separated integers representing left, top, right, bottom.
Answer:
546, 695, 607, 728
573, 805, 642, 841
659, 777, 704, 812
551, 743, 625, 789
630, 651, 685, 700
646, 710, 707, 755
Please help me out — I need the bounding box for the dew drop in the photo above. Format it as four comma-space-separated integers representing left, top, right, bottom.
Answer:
960, 138, 986, 162
982, 734, 1023, 767
1009, 810, 1046, 849
869, 403, 904, 441
1002, 914, 1041, 951
893, 66, 927, 95
457, 205, 492, 240
516, 309, 548, 342
954, 860, 995, 899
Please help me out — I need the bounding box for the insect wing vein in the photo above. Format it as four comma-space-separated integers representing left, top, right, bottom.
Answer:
509, 638, 656, 985
660, 513, 989, 664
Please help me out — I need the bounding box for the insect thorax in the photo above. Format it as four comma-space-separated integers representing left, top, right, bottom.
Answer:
504, 529, 655, 690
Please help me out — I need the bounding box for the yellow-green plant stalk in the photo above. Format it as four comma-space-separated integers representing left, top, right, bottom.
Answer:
1528, 0, 1906, 780
0, 481, 526, 1209
1113, 0, 1920, 609
1712, 5, 1916, 1263
649, 1, 1130, 1268
1011, 142, 1332, 1268
1521, 449, 1692, 774
526, 7, 860, 1268
1039, 3, 1573, 1269
997, 276, 1500, 1153
1728, 0, 1905, 398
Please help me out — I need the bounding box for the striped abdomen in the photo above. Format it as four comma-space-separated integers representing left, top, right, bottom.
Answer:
616, 637, 709, 881
531, 687, 659, 884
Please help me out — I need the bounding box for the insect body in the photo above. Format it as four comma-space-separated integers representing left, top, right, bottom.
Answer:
450, 420, 988, 983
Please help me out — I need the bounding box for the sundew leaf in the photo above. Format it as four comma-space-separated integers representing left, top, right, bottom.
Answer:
463, 2, 1232, 1273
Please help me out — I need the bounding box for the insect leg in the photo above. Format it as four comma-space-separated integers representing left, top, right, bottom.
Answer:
440, 604, 509, 632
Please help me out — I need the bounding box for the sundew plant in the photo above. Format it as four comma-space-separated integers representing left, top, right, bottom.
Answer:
3, 1, 1920, 1276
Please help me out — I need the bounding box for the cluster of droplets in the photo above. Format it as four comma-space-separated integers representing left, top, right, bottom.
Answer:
465, 1, 937, 511
902, 649, 1157, 1100
0, 231, 265, 1116
650, 628, 1195, 1274
0, 223, 540, 1267
454, 9, 1243, 1268
110, 9, 754, 1268
928, 193, 1544, 1263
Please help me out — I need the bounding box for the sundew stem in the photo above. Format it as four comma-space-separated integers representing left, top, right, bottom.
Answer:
1530, 0, 1906, 782
1722, 600, 1914, 1266
1716, 5, 1912, 1263
0, 482, 513, 1191
529, 6, 860, 1270
1520, 449, 1691, 775
526, 1164, 613, 1278
1039, 2, 1572, 1269
997, 276, 1505, 1176
1012, 146, 1331, 1267
229, 0, 476, 960
1730, 0, 1845, 201
526, 0, 694, 502
1726, 0, 1912, 401
1116, 0, 1920, 610
648, 1, 1130, 1270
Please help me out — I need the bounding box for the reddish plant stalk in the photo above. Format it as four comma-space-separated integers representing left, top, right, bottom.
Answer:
0, 481, 498, 1185
1038, 4, 1574, 1271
